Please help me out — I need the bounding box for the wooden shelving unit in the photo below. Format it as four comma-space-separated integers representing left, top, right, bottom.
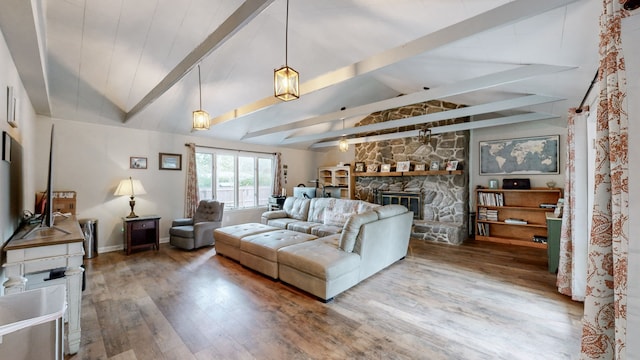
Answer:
318, 165, 354, 199
474, 188, 562, 249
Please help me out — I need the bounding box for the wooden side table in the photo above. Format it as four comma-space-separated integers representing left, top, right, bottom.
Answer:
123, 215, 160, 255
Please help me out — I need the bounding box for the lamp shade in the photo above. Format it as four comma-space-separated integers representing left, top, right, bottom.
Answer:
192, 109, 210, 130
114, 177, 147, 197
274, 65, 299, 101
338, 137, 349, 152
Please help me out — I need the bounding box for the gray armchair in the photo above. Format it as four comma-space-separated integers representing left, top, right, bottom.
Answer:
170, 200, 224, 250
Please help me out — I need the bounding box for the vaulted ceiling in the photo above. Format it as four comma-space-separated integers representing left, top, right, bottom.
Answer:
0, 0, 601, 149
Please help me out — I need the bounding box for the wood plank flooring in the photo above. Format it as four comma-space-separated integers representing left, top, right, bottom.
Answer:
67, 239, 583, 360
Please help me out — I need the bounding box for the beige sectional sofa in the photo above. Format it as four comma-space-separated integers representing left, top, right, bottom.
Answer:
214, 197, 413, 301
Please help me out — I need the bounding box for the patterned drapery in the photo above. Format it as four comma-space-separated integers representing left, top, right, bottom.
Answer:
581, 0, 629, 358
557, 108, 588, 302
184, 143, 199, 218
272, 152, 283, 196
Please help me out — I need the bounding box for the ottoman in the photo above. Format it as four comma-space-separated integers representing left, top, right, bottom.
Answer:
240, 230, 318, 279
214, 223, 279, 261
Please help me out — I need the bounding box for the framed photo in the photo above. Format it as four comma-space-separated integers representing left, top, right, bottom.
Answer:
130, 156, 147, 169
430, 161, 440, 171
381, 164, 391, 173
488, 179, 499, 189
2, 131, 11, 162
414, 164, 425, 171
479, 135, 559, 175
446, 160, 459, 171
366, 164, 379, 172
396, 161, 410, 172
6, 86, 17, 128
355, 162, 365, 172
159, 153, 182, 170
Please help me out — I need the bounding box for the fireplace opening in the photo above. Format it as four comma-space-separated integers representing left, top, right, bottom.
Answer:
375, 191, 422, 220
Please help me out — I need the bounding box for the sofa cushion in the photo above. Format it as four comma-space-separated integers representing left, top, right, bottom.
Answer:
374, 204, 409, 219
338, 211, 379, 252
286, 221, 321, 234
169, 225, 193, 238
323, 209, 355, 227
267, 217, 302, 229
311, 224, 343, 237
282, 197, 311, 221
307, 198, 336, 223
277, 235, 360, 281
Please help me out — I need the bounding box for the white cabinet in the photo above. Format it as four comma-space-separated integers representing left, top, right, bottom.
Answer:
318, 166, 354, 199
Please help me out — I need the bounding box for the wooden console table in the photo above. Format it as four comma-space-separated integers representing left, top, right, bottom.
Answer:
2, 216, 85, 355
123, 215, 160, 255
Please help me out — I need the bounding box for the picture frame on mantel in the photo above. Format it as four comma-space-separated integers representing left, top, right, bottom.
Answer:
430, 160, 440, 171
355, 162, 365, 172
159, 153, 182, 170
414, 164, 426, 171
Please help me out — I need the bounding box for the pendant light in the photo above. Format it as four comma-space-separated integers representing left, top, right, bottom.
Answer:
192, 64, 210, 130
274, 0, 299, 101
338, 117, 349, 152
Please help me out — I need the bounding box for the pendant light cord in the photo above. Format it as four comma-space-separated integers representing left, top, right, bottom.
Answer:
285, 0, 289, 66
197, 64, 203, 109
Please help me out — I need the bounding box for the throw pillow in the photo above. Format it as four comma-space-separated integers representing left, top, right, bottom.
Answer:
323, 209, 354, 227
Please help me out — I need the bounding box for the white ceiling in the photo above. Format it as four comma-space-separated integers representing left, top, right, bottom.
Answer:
0, 0, 602, 149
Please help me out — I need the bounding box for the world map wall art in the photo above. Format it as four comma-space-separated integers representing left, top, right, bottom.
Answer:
479, 135, 559, 175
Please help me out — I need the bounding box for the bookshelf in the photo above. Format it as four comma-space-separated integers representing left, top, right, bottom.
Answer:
474, 188, 562, 248
318, 165, 354, 199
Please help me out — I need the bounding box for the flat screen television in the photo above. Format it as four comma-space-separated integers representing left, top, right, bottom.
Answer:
1, 132, 23, 245
21, 124, 69, 239
293, 187, 316, 199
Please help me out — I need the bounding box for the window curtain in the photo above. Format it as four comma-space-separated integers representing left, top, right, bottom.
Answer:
557, 108, 589, 302
272, 152, 283, 196
580, 0, 629, 358
184, 143, 199, 218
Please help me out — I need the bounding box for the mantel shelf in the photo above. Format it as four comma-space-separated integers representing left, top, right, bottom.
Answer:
354, 170, 463, 177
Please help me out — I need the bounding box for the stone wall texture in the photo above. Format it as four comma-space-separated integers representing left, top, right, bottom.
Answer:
353, 99, 470, 244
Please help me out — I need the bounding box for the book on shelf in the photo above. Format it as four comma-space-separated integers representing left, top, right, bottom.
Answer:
504, 218, 528, 225
539, 203, 557, 209
477, 223, 490, 236
532, 235, 548, 244
477, 192, 504, 206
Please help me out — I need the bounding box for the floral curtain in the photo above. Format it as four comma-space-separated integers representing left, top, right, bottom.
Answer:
272, 152, 283, 196
184, 143, 199, 218
581, 0, 629, 358
557, 107, 589, 302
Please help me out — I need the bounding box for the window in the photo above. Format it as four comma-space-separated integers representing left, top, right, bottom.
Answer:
196, 149, 274, 209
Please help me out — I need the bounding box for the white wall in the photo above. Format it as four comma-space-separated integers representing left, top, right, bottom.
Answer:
34, 117, 319, 252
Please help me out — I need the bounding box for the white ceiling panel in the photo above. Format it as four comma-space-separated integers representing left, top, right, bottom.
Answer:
0, 0, 604, 149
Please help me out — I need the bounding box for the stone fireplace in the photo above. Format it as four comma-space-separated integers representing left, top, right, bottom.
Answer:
353, 100, 470, 245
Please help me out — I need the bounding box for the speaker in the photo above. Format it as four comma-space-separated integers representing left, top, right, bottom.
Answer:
503, 178, 531, 189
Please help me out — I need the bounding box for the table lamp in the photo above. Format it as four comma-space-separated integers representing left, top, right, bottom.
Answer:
114, 177, 147, 218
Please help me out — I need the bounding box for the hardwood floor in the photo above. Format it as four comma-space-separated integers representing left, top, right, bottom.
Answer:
67, 238, 583, 360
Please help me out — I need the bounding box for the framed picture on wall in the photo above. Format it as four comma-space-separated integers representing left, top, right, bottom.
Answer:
159, 153, 182, 170
479, 135, 559, 175
130, 156, 148, 169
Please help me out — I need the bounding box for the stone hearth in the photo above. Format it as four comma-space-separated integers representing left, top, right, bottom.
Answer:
353, 100, 470, 245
